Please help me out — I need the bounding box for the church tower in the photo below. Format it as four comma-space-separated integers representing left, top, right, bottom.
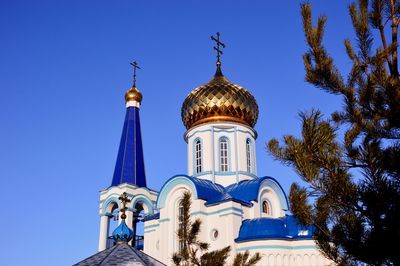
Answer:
76, 34, 332, 266
181, 33, 259, 187
97, 63, 157, 252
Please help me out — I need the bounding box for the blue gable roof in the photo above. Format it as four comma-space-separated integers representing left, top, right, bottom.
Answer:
188, 176, 252, 206
143, 212, 160, 222
111, 106, 146, 187
235, 215, 314, 242
156, 175, 252, 209
156, 175, 311, 243
188, 176, 227, 203
156, 175, 286, 209
226, 176, 289, 210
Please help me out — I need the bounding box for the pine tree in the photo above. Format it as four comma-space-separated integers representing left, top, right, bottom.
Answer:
268, 1, 400, 265
232, 251, 262, 266
172, 191, 261, 266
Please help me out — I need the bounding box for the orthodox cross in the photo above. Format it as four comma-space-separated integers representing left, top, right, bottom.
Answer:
211, 32, 225, 65
118, 192, 131, 220
130, 61, 141, 87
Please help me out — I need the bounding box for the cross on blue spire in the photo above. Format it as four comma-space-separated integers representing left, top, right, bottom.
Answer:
111, 88, 147, 188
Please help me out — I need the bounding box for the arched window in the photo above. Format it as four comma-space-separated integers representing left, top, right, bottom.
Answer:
262, 200, 271, 216
219, 137, 229, 172
246, 139, 252, 173
194, 139, 202, 173
178, 200, 185, 251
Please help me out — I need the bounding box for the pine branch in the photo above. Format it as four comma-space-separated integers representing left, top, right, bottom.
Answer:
268, 1, 400, 264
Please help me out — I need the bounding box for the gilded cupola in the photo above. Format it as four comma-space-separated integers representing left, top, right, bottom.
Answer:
181, 64, 259, 130
181, 32, 259, 130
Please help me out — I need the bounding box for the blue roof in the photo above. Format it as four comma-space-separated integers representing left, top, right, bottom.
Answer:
156, 175, 250, 208
187, 176, 237, 205
235, 215, 314, 242
112, 220, 134, 243
111, 106, 147, 187
226, 176, 289, 210
143, 212, 160, 222
157, 175, 286, 209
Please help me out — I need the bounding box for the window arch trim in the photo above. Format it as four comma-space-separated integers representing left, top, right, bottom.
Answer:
246, 138, 254, 173
261, 198, 273, 217
177, 198, 185, 251
218, 136, 230, 172
193, 138, 203, 174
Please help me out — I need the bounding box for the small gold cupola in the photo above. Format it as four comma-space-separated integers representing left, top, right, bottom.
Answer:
125, 86, 142, 103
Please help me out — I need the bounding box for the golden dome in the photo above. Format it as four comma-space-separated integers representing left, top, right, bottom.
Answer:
181, 68, 259, 130
125, 86, 143, 103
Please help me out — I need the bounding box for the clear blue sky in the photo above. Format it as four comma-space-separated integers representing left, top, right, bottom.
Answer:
0, 1, 354, 265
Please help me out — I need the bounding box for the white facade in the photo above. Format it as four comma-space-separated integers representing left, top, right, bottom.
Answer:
96, 74, 333, 265
98, 120, 333, 266
237, 239, 332, 266
141, 173, 331, 265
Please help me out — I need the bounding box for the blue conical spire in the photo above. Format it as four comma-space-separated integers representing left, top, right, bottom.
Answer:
111, 86, 147, 187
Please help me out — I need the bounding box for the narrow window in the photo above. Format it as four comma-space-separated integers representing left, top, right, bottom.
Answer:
178, 201, 185, 251
262, 200, 271, 216
246, 139, 252, 173
195, 139, 202, 173
219, 138, 229, 172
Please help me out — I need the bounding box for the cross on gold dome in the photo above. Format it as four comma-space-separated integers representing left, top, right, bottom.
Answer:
211, 32, 225, 66
130, 61, 141, 87
118, 192, 131, 220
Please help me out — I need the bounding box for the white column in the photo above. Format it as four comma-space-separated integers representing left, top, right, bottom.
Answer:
211, 126, 215, 182
125, 210, 134, 246
253, 136, 257, 175
234, 126, 239, 183
98, 215, 109, 251
187, 136, 191, 175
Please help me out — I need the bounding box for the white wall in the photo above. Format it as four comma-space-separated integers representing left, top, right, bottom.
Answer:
236, 239, 333, 266
185, 122, 257, 186
144, 183, 332, 265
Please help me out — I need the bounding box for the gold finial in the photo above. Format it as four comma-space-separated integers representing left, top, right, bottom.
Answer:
211, 32, 226, 72
129, 61, 141, 87
118, 192, 131, 220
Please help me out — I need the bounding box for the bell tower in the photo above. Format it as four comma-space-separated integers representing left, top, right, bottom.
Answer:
98, 62, 158, 251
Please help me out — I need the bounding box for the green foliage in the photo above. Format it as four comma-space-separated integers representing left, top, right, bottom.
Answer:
268, 1, 400, 265
172, 191, 261, 266
232, 250, 262, 266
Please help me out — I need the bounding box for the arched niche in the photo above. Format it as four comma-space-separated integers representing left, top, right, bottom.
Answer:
156, 175, 198, 209
257, 178, 289, 217
102, 196, 122, 216
130, 195, 154, 215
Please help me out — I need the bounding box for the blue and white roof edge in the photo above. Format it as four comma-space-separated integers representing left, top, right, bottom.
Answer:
156, 175, 289, 210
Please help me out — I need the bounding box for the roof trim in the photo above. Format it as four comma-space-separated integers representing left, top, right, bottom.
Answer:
226, 176, 289, 210
235, 216, 314, 243
156, 175, 198, 209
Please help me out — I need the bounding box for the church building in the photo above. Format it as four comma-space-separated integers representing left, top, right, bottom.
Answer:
75, 34, 332, 266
